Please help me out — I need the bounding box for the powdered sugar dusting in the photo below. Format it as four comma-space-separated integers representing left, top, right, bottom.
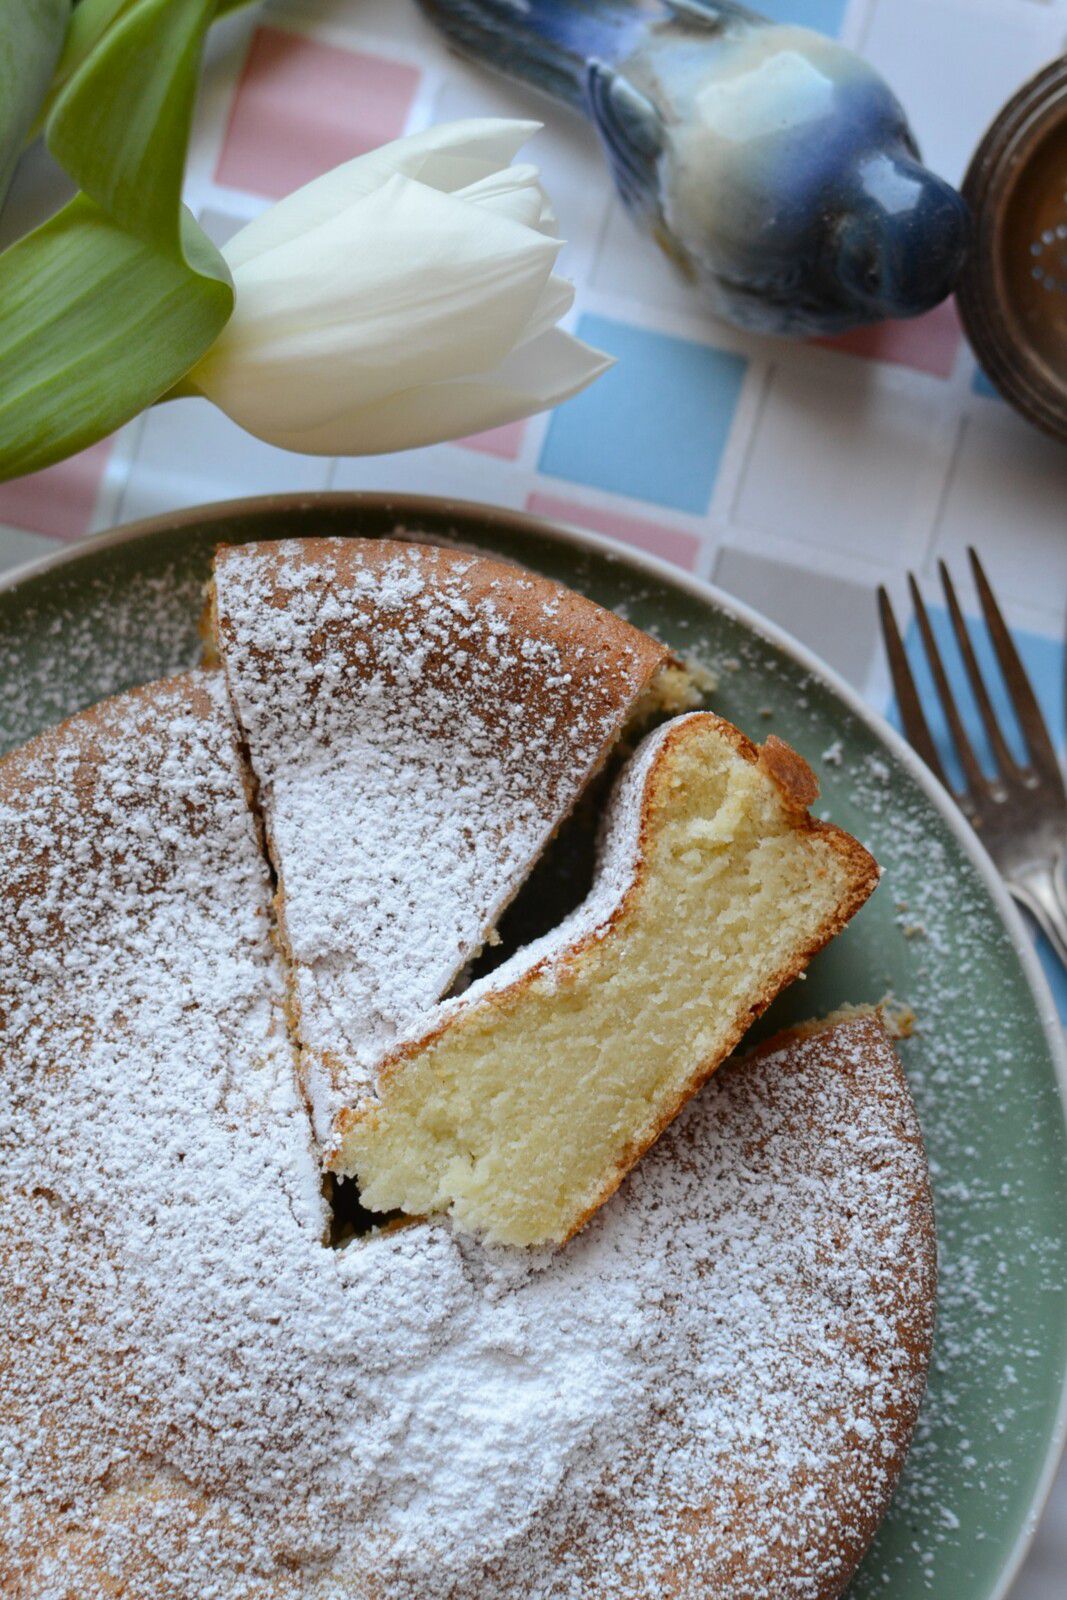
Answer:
2, 526, 1060, 1598
213, 538, 667, 1143
0, 669, 934, 1599
0, 560, 205, 756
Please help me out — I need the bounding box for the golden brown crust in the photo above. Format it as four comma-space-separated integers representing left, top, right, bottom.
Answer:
760, 732, 821, 810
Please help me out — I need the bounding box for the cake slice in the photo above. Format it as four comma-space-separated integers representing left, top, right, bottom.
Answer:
333, 712, 880, 1246
211, 537, 672, 1144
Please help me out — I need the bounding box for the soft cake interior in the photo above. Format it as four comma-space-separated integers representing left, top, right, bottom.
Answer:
334, 713, 879, 1246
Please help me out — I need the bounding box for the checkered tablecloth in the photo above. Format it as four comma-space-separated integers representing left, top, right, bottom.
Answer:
1, 2, 1065, 1589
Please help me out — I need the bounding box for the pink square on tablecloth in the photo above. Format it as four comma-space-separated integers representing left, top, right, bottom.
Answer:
216, 27, 421, 200
526, 492, 701, 572
0, 439, 114, 541
457, 421, 528, 460
816, 298, 964, 379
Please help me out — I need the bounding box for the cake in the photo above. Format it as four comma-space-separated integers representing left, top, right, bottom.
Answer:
334, 711, 879, 1245
0, 672, 935, 1598
0, 546, 931, 1598
211, 537, 672, 1146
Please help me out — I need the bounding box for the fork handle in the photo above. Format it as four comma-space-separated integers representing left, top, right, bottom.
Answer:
1010, 858, 1067, 973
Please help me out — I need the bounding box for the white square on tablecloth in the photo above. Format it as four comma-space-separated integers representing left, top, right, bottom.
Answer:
118, 399, 331, 524
734, 357, 950, 565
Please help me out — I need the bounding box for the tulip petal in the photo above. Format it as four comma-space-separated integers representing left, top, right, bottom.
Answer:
216, 328, 612, 455
225, 119, 542, 269
406, 119, 541, 193
195, 174, 563, 433
538, 195, 559, 235
456, 165, 555, 235
515, 273, 575, 350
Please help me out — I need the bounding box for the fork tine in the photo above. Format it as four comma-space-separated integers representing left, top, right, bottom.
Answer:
878, 585, 952, 793
968, 548, 1062, 784
907, 573, 989, 801
938, 560, 1020, 780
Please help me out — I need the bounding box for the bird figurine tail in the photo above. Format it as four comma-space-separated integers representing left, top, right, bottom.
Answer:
417, 0, 646, 109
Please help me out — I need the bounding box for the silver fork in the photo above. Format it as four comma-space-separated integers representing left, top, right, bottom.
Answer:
878, 548, 1067, 968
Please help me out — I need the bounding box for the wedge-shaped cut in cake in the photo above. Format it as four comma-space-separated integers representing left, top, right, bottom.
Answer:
211, 537, 671, 1144
333, 712, 880, 1246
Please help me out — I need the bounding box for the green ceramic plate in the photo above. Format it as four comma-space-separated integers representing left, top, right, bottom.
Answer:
2, 492, 1065, 1599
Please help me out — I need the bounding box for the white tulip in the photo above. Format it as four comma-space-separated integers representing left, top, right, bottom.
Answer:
188, 120, 610, 454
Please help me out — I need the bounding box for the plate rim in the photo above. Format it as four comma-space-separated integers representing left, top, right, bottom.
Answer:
3, 489, 1066, 1599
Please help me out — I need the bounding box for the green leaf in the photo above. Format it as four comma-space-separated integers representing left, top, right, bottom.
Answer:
0, 194, 233, 480
0, 0, 255, 481
54, 0, 140, 88
0, 1, 71, 207
39, 0, 252, 128
33, 0, 137, 133
47, 0, 218, 250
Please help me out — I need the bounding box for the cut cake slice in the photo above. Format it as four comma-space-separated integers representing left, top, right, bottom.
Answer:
332, 712, 880, 1246
211, 537, 672, 1144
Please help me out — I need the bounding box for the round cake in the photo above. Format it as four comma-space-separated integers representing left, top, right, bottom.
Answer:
0, 671, 935, 1600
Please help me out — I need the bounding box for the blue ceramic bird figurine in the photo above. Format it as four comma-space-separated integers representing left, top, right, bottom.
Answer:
417, 0, 969, 335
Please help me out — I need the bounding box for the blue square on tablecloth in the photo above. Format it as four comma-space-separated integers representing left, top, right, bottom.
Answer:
757, 0, 847, 34
539, 315, 747, 514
